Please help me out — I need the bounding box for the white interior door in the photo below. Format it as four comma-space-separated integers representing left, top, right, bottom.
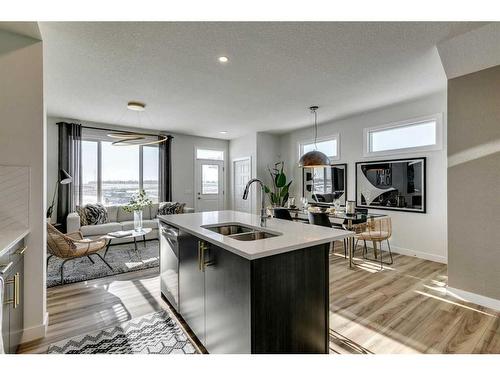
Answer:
195, 159, 224, 212
233, 157, 251, 213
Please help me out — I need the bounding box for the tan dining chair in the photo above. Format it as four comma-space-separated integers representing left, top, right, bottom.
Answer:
355, 216, 393, 269
46, 223, 113, 284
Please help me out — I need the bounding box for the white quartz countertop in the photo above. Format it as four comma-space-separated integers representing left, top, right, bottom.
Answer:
0, 227, 29, 257
159, 210, 353, 260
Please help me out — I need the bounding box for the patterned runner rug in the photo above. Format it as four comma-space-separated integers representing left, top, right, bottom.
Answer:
47, 310, 198, 354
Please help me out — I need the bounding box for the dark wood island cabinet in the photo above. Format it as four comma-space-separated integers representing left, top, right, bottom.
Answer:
176, 230, 330, 354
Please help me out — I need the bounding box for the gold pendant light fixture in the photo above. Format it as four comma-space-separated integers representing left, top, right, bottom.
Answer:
298, 106, 331, 168
107, 101, 168, 146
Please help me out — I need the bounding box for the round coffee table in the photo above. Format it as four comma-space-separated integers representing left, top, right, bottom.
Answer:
102, 228, 152, 259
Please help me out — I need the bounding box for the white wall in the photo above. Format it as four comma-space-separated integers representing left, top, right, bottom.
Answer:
0, 29, 47, 341
256, 132, 282, 189
171, 132, 229, 209
279, 92, 448, 263
229, 133, 258, 213
46, 117, 229, 212
229, 132, 284, 214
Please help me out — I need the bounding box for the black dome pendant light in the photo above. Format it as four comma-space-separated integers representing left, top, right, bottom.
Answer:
298, 106, 331, 168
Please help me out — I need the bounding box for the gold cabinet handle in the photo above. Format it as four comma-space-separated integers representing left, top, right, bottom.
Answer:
201, 243, 205, 272
15, 246, 27, 255
15, 272, 20, 308
0, 262, 13, 275
198, 241, 202, 271
3, 272, 19, 307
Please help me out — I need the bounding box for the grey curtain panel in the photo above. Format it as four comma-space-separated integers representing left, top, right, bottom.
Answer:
57, 122, 82, 230
159, 134, 173, 202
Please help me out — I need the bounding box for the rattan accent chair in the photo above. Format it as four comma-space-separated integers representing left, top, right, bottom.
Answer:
46, 223, 112, 283
355, 216, 393, 269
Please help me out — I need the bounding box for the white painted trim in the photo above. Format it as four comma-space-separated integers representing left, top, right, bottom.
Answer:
20, 311, 48, 344
447, 287, 500, 312
362, 241, 447, 264
390, 244, 447, 264
363, 113, 443, 157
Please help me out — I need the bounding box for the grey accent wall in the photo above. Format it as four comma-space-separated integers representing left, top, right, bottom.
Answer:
447, 65, 500, 300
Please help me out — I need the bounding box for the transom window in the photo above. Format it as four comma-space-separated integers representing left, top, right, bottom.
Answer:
299, 136, 340, 161
196, 148, 224, 160
364, 115, 442, 156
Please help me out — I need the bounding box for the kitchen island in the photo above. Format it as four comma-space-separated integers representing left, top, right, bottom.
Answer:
159, 210, 352, 354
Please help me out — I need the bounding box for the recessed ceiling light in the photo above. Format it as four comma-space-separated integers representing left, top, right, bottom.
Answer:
218, 56, 229, 63
219, 131, 228, 134
127, 101, 146, 111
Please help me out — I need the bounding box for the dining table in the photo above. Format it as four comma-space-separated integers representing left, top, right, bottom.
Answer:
290, 208, 387, 268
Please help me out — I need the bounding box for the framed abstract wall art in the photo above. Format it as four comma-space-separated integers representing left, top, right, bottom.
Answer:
355, 157, 426, 213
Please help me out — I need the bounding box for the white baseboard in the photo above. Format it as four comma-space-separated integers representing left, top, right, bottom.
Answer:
390, 245, 447, 264
447, 287, 500, 312
21, 311, 48, 344
361, 241, 447, 264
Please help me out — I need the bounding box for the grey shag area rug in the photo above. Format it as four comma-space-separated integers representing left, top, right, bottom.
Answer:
47, 310, 197, 354
47, 240, 159, 288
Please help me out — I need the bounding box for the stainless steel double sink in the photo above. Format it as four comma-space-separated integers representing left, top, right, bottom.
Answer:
202, 223, 281, 241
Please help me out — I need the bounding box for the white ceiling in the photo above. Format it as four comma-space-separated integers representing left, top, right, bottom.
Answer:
40, 22, 485, 139
437, 23, 500, 79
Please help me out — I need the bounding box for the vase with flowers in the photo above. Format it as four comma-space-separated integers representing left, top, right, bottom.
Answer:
123, 190, 152, 232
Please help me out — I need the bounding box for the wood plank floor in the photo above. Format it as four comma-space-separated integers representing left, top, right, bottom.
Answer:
329, 245, 500, 354
18, 248, 500, 354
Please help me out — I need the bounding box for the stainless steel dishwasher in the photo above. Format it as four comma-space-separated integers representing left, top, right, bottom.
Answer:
160, 222, 180, 313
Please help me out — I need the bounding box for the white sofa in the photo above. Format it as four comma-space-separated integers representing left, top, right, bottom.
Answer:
66, 202, 194, 243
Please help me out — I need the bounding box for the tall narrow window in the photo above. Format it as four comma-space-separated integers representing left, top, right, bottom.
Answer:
143, 145, 159, 203
101, 141, 140, 205
81, 141, 98, 205
202, 164, 219, 194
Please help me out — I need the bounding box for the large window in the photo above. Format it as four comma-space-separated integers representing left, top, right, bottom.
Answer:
364, 115, 442, 156
81, 141, 98, 205
101, 142, 140, 205
143, 146, 159, 202
299, 136, 340, 161
80, 139, 160, 206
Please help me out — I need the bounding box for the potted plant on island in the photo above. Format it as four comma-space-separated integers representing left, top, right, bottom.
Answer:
123, 189, 152, 232
264, 161, 293, 209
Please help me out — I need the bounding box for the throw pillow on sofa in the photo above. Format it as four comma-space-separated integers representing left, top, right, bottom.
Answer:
158, 202, 186, 215
78, 203, 108, 226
